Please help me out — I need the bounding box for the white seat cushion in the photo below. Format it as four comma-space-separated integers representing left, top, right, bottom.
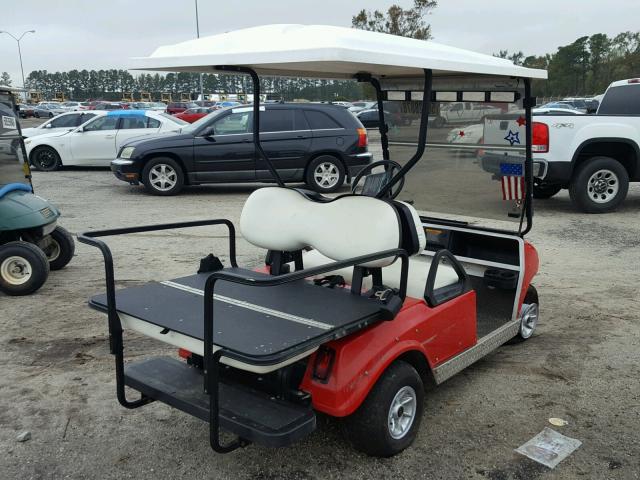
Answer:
296, 249, 461, 300
240, 187, 405, 268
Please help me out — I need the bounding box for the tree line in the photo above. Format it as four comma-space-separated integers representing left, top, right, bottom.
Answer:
23, 69, 365, 102
496, 31, 640, 97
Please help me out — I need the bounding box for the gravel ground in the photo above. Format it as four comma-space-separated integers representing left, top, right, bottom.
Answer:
1, 122, 639, 479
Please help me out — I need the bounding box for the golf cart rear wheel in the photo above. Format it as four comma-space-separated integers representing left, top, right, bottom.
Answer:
344, 360, 424, 457
509, 285, 539, 343
306, 155, 345, 193
0, 241, 50, 296
31, 146, 62, 171
142, 157, 185, 196
46, 226, 75, 270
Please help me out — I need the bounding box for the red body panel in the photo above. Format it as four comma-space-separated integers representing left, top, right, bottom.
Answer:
299, 291, 477, 417
519, 241, 539, 307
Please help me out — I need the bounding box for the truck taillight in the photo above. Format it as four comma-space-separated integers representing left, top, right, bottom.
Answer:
312, 346, 335, 382
629, 78, 640, 84
357, 128, 368, 148
532, 122, 549, 153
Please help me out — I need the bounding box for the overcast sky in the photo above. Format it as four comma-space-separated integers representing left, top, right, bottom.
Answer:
1, 0, 637, 86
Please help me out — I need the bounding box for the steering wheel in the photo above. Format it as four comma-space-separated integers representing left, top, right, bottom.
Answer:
351, 160, 405, 200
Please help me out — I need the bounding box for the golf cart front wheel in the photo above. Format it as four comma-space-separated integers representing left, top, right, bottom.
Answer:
344, 360, 424, 457
509, 285, 539, 343
0, 241, 50, 296
46, 226, 75, 270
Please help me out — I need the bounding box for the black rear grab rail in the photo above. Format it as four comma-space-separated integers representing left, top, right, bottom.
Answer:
202, 247, 409, 452
78, 219, 237, 411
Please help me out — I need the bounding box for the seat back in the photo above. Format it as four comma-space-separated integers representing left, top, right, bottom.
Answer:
240, 187, 420, 268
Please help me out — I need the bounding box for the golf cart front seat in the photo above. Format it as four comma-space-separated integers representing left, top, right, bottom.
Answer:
240, 187, 464, 301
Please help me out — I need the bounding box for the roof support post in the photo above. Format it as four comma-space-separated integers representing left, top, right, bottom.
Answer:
520, 78, 534, 235
214, 65, 285, 187
355, 73, 389, 161
376, 68, 433, 198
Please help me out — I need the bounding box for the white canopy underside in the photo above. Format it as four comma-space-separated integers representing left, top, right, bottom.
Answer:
131, 24, 547, 81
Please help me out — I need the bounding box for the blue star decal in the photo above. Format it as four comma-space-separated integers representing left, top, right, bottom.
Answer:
504, 130, 521, 146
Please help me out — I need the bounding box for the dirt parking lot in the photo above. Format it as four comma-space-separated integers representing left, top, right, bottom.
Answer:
1, 126, 639, 479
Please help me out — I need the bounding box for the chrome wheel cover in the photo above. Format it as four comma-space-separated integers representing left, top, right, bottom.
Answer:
314, 162, 339, 189
387, 386, 417, 440
519, 302, 539, 339
1, 256, 32, 285
587, 169, 618, 204
149, 164, 178, 192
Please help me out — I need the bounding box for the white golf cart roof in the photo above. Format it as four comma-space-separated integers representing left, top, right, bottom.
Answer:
131, 24, 547, 80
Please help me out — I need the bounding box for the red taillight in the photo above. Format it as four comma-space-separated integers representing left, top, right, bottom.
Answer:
628, 78, 640, 84
532, 122, 549, 153
357, 128, 368, 148
178, 348, 192, 360
312, 347, 335, 382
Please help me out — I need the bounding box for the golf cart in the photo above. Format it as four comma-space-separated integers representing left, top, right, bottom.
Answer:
0, 85, 75, 295
79, 25, 547, 457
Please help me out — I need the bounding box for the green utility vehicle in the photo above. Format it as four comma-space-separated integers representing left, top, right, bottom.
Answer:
0, 85, 74, 295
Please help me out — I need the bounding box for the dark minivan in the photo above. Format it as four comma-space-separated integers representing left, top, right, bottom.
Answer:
111, 103, 372, 195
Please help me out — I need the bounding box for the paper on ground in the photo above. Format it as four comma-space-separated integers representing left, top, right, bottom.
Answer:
515, 427, 581, 468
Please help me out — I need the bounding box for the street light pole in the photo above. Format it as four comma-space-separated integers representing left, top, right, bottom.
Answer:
0, 30, 36, 102
195, 0, 204, 105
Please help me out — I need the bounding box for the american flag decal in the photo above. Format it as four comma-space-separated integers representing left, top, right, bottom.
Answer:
500, 162, 525, 200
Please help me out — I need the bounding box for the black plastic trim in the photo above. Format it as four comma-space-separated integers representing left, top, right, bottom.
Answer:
423, 249, 471, 307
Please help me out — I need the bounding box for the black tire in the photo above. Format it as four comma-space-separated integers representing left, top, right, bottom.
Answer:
34, 112, 40, 118
533, 182, 562, 199
0, 241, 50, 296
508, 285, 538, 344
30, 146, 62, 171
48, 112, 54, 118
305, 155, 345, 193
344, 361, 424, 457
142, 157, 185, 196
569, 156, 629, 213
45, 226, 75, 270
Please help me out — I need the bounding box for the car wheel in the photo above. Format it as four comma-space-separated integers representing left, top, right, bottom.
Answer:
533, 182, 562, 199
508, 285, 538, 344
48, 112, 54, 118
569, 156, 629, 213
306, 155, 345, 193
142, 157, 185, 195
44, 226, 75, 270
0, 241, 50, 296
343, 361, 424, 457
34, 112, 40, 118
30, 146, 62, 171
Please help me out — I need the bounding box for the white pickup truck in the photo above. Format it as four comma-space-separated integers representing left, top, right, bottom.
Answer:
532, 79, 640, 212
433, 102, 501, 128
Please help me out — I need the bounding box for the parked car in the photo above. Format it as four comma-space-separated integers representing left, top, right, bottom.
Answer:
111, 103, 372, 195
348, 101, 377, 113
61, 101, 84, 111
18, 104, 35, 118
25, 110, 187, 170
211, 101, 241, 110
174, 107, 212, 123
91, 102, 126, 111
527, 78, 640, 212
561, 97, 589, 113
166, 101, 198, 114
21, 111, 104, 138
433, 102, 501, 128
532, 106, 585, 115
33, 103, 67, 118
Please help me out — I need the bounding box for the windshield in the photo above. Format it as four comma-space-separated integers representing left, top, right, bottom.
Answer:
383, 84, 528, 230
0, 92, 30, 186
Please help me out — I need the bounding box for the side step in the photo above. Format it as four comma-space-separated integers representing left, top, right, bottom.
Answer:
124, 356, 316, 447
